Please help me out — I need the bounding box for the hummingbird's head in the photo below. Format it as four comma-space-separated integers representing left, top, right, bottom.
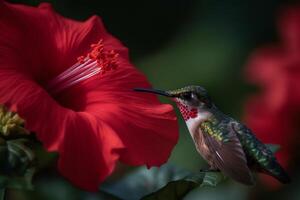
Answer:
134, 85, 212, 110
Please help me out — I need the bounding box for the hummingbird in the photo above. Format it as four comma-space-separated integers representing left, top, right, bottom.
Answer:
134, 85, 290, 185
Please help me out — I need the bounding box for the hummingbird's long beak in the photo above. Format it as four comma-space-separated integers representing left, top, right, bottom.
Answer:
134, 88, 174, 97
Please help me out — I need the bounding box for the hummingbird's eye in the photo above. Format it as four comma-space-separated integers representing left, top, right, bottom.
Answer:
201, 97, 212, 108
182, 92, 193, 100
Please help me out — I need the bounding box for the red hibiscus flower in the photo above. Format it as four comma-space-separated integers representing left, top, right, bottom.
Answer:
244, 5, 300, 184
0, 1, 178, 191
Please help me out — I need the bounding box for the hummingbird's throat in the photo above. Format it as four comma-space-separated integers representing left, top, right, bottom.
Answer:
175, 100, 198, 121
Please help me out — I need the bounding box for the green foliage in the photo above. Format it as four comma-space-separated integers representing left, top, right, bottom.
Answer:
141, 172, 225, 200
101, 144, 279, 200
141, 180, 198, 200
101, 164, 189, 200
101, 164, 226, 200
201, 172, 226, 187
0, 169, 35, 191
0, 139, 35, 191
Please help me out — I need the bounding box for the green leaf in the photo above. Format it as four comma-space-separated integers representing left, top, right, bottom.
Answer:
200, 172, 226, 187
0, 139, 36, 191
31, 177, 123, 200
0, 169, 35, 191
102, 164, 226, 200
140, 171, 226, 200
141, 173, 205, 200
101, 164, 191, 200
141, 180, 198, 200
97, 190, 124, 200
6, 139, 35, 175
266, 144, 280, 153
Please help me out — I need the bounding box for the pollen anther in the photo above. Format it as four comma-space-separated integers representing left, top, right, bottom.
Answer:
46, 39, 119, 95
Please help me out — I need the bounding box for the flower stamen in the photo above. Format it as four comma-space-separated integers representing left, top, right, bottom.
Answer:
46, 39, 118, 95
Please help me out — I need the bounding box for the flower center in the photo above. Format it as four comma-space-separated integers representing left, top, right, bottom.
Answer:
46, 39, 118, 95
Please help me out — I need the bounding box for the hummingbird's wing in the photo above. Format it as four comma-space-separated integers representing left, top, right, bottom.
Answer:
231, 122, 291, 184
198, 120, 254, 185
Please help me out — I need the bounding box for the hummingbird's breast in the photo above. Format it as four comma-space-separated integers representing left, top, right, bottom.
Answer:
185, 110, 215, 165
185, 110, 212, 136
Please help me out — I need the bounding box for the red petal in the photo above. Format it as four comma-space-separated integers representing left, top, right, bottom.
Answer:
57, 57, 179, 168
243, 5, 300, 188
279, 6, 300, 52
58, 113, 124, 191
0, 2, 123, 84
0, 2, 179, 191
244, 46, 286, 86
0, 69, 125, 191
0, 71, 67, 149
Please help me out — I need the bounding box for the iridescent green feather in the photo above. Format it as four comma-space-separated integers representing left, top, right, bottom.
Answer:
200, 120, 230, 143
167, 85, 208, 97
232, 121, 290, 183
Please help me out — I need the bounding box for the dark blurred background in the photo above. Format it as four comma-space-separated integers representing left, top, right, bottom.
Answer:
7, 0, 300, 199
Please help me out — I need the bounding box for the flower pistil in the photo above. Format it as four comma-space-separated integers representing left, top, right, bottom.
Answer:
46, 39, 119, 95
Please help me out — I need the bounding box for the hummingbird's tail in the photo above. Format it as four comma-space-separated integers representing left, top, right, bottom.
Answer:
262, 160, 291, 184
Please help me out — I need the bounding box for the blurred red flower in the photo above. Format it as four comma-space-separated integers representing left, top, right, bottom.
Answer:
244, 5, 300, 179
0, 1, 178, 191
